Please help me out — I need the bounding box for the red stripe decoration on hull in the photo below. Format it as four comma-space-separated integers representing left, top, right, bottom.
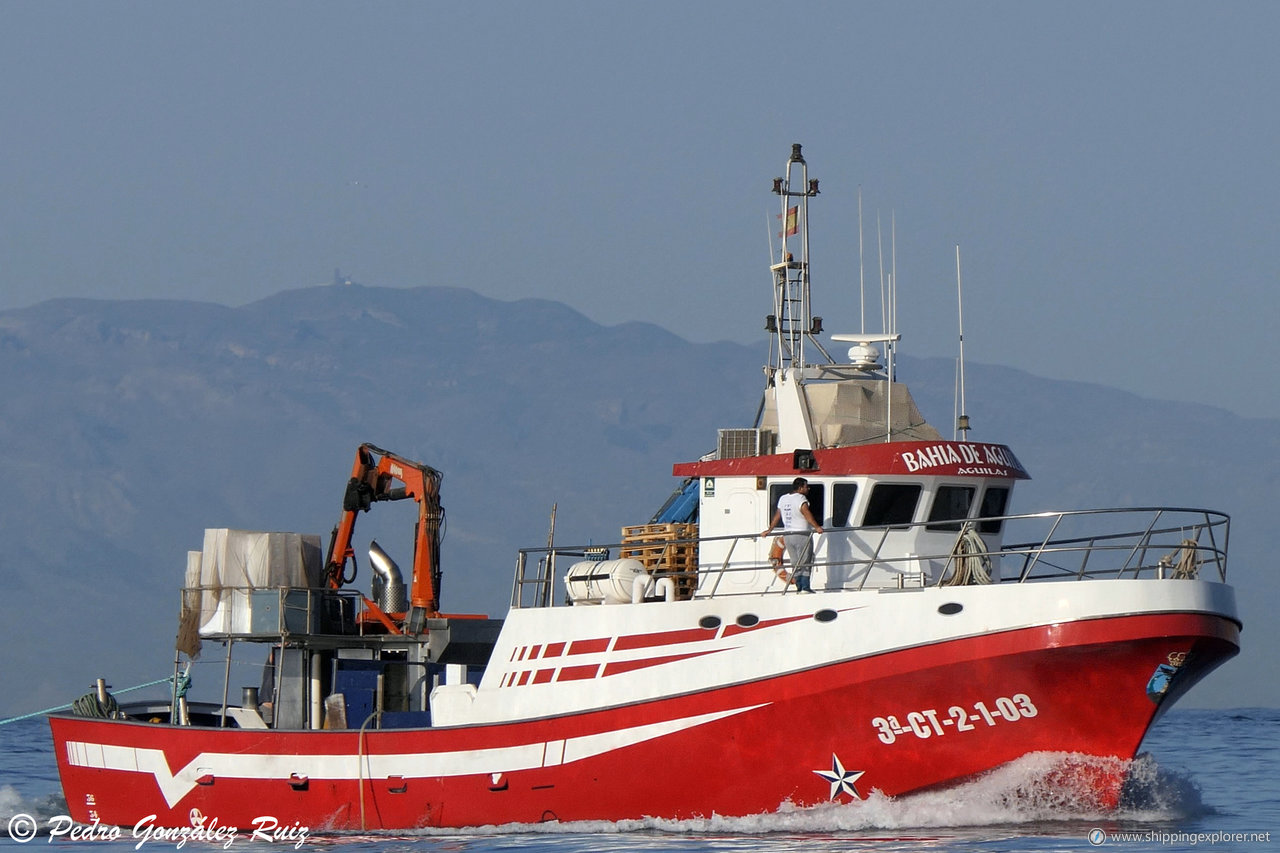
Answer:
50, 611, 1238, 830
499, 611, 819, 687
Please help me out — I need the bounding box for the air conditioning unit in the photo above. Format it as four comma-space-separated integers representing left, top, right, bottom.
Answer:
717, 428, 777, 459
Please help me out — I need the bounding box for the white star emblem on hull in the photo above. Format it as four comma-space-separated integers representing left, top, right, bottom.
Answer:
814, 754, 865, 800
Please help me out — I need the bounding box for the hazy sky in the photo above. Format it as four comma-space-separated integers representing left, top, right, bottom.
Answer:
4, 2, 1278, 419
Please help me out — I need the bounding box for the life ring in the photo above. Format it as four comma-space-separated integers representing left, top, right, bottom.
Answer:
769, 537, 791, 582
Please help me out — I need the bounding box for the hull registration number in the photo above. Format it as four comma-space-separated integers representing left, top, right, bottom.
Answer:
871, 693, 1038, 744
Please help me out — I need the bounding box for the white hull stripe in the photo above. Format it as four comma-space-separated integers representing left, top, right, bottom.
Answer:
67, 703, 767, 809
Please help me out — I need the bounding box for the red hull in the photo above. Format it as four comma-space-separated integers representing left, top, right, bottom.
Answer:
50, 611, 1237, 830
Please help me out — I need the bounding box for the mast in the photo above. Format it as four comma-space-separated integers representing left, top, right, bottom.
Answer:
762, 144, 908, 453
768, 143, 821, 373
762, 144, 824, 453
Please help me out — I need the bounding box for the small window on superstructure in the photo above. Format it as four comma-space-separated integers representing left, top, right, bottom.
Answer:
926, 485, 975, 532
831, 482, 858, 529
977, 487, 1011, 534
808, 484, 825, 524
862, 483, 922, 528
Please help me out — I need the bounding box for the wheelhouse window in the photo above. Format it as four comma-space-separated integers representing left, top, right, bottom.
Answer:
926, 485, 975, 532
977, 487, 1011, 534
769, 482, 826, 526
861, 483, 922, 528
830, 483, 858, 529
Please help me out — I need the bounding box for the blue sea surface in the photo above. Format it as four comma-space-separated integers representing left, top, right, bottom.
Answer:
2, 709, 1276, 852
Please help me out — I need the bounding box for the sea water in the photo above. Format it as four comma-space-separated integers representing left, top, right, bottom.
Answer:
2, 709, 1276, 852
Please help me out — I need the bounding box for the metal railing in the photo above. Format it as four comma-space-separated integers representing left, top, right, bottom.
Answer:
510, 507, 1230, 607
180, 586, 371, 640
998, 507, 1228, 582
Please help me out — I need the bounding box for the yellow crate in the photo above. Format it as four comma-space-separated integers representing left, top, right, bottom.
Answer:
621, 522, 697, 542
619, 522, 699, 599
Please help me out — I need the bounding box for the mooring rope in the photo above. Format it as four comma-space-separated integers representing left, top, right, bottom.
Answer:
941, 523, 993, 586
0, 675, 177, 725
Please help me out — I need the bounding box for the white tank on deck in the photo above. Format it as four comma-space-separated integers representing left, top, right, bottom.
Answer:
565, 558, 650, 605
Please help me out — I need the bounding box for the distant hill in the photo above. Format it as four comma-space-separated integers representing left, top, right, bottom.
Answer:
0, 284, 1274, 715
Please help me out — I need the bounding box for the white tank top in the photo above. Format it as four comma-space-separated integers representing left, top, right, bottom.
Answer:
777, 492, 812, 532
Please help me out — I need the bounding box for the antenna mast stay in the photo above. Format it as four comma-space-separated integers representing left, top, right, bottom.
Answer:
955, 244, 971, 441
858, 187, 865, 334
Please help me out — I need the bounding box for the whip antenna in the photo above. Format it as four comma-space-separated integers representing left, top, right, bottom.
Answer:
955, 244, 971, 440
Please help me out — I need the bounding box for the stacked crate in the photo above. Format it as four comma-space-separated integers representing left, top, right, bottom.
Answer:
619, 523, 699, 600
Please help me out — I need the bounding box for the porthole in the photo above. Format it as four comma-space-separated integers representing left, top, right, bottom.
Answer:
736, 613, 760, 628
813, 609, 838, 623
938, 602, 963, 615
698, 615, 722, 630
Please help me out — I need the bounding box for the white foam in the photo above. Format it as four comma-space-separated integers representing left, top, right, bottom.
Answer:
0, 784, 69, 837
0, 784, 23, 819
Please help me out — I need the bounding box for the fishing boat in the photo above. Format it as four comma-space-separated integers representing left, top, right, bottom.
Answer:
49, 144, 1240, 831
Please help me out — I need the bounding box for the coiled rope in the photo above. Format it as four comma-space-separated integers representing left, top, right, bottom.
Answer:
70, 692, 124, 719
941, 523, 993, 586
1160, 538, 1202, 579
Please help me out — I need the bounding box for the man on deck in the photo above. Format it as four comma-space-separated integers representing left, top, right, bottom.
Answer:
762, 477, 824, 593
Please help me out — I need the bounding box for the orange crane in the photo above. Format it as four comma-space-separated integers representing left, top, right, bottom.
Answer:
323, 443, 443, 635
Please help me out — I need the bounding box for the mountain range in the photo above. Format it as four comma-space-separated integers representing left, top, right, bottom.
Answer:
1, 284, 1274, 716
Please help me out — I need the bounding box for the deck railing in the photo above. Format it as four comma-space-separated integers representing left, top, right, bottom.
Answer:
178, 586, 372, 641
510, 507, 1229, 607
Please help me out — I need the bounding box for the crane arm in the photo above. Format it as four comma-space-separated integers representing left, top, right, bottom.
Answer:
323, 443, 444, 633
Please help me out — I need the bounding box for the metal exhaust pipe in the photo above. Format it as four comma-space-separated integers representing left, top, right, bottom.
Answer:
368, 540, 408, 613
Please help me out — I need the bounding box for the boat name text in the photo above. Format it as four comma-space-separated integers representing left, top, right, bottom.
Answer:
900, 444, 1020, 475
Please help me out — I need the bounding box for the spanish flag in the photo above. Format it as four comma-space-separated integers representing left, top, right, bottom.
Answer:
777, 205, 799, 238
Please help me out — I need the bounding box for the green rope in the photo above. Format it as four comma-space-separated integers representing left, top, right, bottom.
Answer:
0, 675, 176, 725
71, 692, 122, 719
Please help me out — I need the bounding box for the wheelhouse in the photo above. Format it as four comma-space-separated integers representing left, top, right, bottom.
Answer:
676, 440, 1028, 592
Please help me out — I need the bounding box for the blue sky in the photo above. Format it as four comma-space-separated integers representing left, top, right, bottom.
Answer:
3, 2, 1277, 418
